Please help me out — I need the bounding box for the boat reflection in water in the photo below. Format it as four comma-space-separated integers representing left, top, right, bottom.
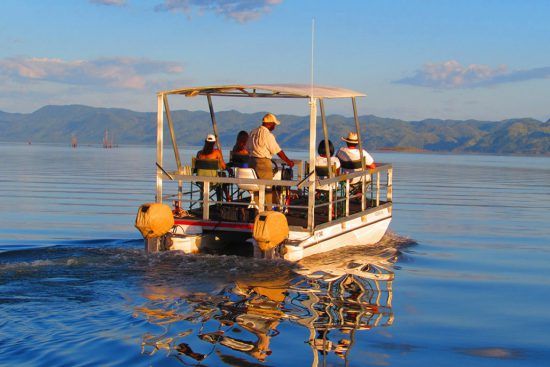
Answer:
134, 238, 402, 366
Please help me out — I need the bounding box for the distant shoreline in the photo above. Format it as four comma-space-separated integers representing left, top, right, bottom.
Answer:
2, 141, 548, 158
1, 105, 548, 155
378, 146, 428, 153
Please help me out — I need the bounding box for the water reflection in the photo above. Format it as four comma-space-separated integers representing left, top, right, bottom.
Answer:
134, 241, 401, 366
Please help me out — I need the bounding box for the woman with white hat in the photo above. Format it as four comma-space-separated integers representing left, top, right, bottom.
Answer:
197, 133, 227, 170
196, 133, 230, 201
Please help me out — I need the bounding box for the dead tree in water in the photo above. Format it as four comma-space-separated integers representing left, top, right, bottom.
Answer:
103, 129, 113, 148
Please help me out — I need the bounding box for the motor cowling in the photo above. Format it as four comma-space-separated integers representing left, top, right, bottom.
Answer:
253, 211, 289, 252
135, 203, 174, 239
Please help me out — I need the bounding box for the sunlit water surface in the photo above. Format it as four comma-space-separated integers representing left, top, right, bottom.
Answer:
1, 143, 549, 366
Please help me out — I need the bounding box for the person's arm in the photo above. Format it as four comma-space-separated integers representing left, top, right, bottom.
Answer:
334, 158, 341, 175
277, 150, 294, 168
363, 150, 376, 169
216, 150, 227, 170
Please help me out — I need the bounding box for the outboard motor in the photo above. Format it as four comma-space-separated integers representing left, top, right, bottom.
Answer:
135, 203, 174, 252
253, 211, 289, 258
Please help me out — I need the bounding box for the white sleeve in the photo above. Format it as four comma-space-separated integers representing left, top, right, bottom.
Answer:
362, 150, 374, 165
267, 132, 281, 155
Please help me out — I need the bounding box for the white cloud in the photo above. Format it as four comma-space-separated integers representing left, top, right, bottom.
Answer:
89, 0, 127, 6
0, 56, 184, 90
394, 60, 550, 89
155, 0, 283, 23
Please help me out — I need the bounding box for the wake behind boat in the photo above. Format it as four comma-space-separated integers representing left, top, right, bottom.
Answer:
135, 84, 393, 261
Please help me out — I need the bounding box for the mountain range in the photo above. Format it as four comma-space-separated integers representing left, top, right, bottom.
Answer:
1, 105, 548, 155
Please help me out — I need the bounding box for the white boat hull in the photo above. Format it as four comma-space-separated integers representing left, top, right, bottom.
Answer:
284, 206, 392, 261
165, 205, 392, 262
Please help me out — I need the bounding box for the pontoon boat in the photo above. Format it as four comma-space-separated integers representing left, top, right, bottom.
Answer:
140, 84, 393, 261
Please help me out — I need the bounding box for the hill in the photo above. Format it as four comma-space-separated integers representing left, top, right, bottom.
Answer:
0, 105, 548, 155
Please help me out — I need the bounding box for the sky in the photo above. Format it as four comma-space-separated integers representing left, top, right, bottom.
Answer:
0, 0, 549, 121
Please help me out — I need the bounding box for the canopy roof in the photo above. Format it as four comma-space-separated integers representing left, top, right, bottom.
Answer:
160, 84, 366, 99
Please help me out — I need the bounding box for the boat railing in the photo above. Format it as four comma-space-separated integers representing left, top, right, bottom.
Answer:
314, 163, 393, 222
159, 163, 392, 230
162, 173, 308, 221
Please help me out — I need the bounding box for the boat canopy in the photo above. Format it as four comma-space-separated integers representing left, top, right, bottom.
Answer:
159, 84, 366, 99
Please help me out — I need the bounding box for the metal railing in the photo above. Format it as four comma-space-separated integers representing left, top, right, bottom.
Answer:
159, 163, 392, 231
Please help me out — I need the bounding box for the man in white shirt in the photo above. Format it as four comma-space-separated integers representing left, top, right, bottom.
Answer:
247, 113, 294, 206
336, 132, 376, 184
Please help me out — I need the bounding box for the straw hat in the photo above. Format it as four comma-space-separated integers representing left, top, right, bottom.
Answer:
341, 132, 359, 144
262, 113, 280, 125
206, 133, 216, 142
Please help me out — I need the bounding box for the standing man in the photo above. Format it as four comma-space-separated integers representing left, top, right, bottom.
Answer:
247, 113, 294, 207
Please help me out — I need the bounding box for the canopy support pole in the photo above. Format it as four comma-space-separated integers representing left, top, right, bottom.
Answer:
319, 99, 333, 221
163, 94, 182, 172
207, 94, 222, 152
307, 98, 317, 231
352, 97, 366, 211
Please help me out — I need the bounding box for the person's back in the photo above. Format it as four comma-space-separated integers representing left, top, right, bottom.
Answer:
196, 134, 231, 202
196, 134, 226, 176
246, 113, 294, 207
336, 146, 373, 173
336, 132, 375, 172
315, 140, 340, 174
336, 132, 375, 185
316, 140, 340, 191
230, 130, 249, 168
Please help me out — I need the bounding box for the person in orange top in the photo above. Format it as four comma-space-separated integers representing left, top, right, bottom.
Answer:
196, 134, 230, 201
197, 134, 226, 170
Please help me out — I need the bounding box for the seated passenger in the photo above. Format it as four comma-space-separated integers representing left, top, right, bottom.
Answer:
230, 130, 249, 168
316, 139, 340, 174
196, 134, 230, 201
315, 140, 340, 192
336, 132, 376, 184
197, 134, 226, 173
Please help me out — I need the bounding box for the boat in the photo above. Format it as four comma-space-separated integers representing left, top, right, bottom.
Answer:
138, 84, 393, 261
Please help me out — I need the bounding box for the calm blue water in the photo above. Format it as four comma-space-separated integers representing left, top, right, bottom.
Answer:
1, 143, 549, 366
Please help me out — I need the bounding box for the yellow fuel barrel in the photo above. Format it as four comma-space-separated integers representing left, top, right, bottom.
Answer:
253, 211, 289, 252
135, 203, 174, 239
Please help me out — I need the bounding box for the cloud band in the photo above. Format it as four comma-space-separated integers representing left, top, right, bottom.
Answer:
0, 56, 184, 90
394, 60, 550, 89
155, 0, 283, 23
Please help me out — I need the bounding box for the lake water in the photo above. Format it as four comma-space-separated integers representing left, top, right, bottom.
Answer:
1, 143, 549, 366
